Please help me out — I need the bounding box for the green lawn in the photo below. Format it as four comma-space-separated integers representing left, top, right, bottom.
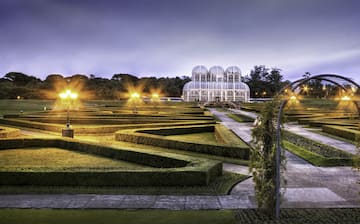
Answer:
0, 209, 236, 224
0, 99, 55, 116
0, 147, 148, 171
164, 132, 218, 144
227, 113, 255, 123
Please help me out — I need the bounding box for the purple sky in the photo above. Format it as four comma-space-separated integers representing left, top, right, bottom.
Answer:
0, 0, 359, 82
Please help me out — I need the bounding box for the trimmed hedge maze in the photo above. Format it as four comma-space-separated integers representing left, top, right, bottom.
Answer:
115, 124, 250, 160
0, 138, 222, 187
0, 102, 216, 135
0, 101, 252, 188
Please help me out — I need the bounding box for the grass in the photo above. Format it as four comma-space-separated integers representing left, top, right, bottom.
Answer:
0, 147, 148, 171
0, 209, 236, 224
0, 99, 55, 116
226, 113, 254, 123
283, 141, 352, 166
0, 171, 248, 195
164, 132, 218, 144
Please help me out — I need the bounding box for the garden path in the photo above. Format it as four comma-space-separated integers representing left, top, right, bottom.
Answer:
211, 108, 360, 208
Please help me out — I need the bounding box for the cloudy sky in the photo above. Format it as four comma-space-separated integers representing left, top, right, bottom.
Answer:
0, 0, 359, 82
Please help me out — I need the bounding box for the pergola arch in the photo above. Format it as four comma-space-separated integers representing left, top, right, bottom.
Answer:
274, 74, 360, 218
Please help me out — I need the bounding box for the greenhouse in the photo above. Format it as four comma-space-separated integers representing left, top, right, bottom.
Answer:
183, 65, 250, 102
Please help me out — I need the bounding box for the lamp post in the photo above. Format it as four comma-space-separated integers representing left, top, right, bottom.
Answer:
130, 92, 140, 114
59, 89, 78, 137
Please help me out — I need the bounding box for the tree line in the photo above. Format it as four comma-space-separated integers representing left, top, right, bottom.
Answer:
0, 66, 292, 99
0, 73, 191, 99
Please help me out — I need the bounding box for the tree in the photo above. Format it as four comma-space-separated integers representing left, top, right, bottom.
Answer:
250, 97, 286, 216
244, 66, 288, 98
4, 72, 41, 87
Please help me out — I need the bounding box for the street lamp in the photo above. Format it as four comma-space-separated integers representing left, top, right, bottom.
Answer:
130, 92, 140, 114
59, 89, 78, 137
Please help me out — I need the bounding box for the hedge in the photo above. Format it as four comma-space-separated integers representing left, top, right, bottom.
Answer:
115, 125, 250, 159
283, 141, 353, 166
297, 118, 357, 127
0, 138, 222, 186
0, 118, 215, 134
322, 125, 360, 141
283, 131, 353, 166
0, 126, 21, 138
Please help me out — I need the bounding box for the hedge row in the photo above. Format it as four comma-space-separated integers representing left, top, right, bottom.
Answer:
283, 141, 352, 166
283, 130, 353, 159
322, 125, 360, 141
297, 118, 357, 127
0, 138, 222, 186
0, 118, 215, 134
140, 125, 213, 136
115, 125, 250, 159
0, 127, 21, 138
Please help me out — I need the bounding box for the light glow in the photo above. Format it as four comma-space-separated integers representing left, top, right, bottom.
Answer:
59, 89, 78, 100
341, 96, 351, 101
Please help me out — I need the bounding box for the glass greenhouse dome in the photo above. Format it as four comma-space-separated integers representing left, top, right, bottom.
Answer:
183, 65, 250, 102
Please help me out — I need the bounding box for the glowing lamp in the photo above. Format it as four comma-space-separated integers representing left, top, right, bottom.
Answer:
58, 89, 78, 137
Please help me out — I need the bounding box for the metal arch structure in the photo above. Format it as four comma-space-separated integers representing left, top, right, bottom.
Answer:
274, 74, 360, 219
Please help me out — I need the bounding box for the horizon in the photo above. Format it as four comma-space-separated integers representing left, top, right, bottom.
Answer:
1, 0, 359, 83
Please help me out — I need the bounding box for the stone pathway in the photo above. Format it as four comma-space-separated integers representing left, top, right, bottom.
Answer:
285, 124, 358, 155
211, 108, 360, 208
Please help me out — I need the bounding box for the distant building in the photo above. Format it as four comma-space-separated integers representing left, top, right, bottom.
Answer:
182, 65, 250, 102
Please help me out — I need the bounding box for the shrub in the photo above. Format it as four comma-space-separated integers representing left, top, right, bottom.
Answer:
283, 141, 352, 166
322, 125, 360, 141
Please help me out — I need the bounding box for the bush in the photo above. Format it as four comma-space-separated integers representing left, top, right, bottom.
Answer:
322, 125, 360, 141
283, 130, 353, 159
283, 141, 352, 166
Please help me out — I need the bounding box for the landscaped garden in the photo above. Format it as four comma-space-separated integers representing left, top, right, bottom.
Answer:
0, 99, 250, 195
229, 97, 359, 166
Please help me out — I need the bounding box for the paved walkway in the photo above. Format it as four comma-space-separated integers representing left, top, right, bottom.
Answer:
1, 110, 359, 209
211, 108, 360, 208
228, 108, 358, 155
285, 124, 358, 155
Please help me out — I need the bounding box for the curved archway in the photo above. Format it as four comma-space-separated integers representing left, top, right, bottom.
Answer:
274, 74, 360, 218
